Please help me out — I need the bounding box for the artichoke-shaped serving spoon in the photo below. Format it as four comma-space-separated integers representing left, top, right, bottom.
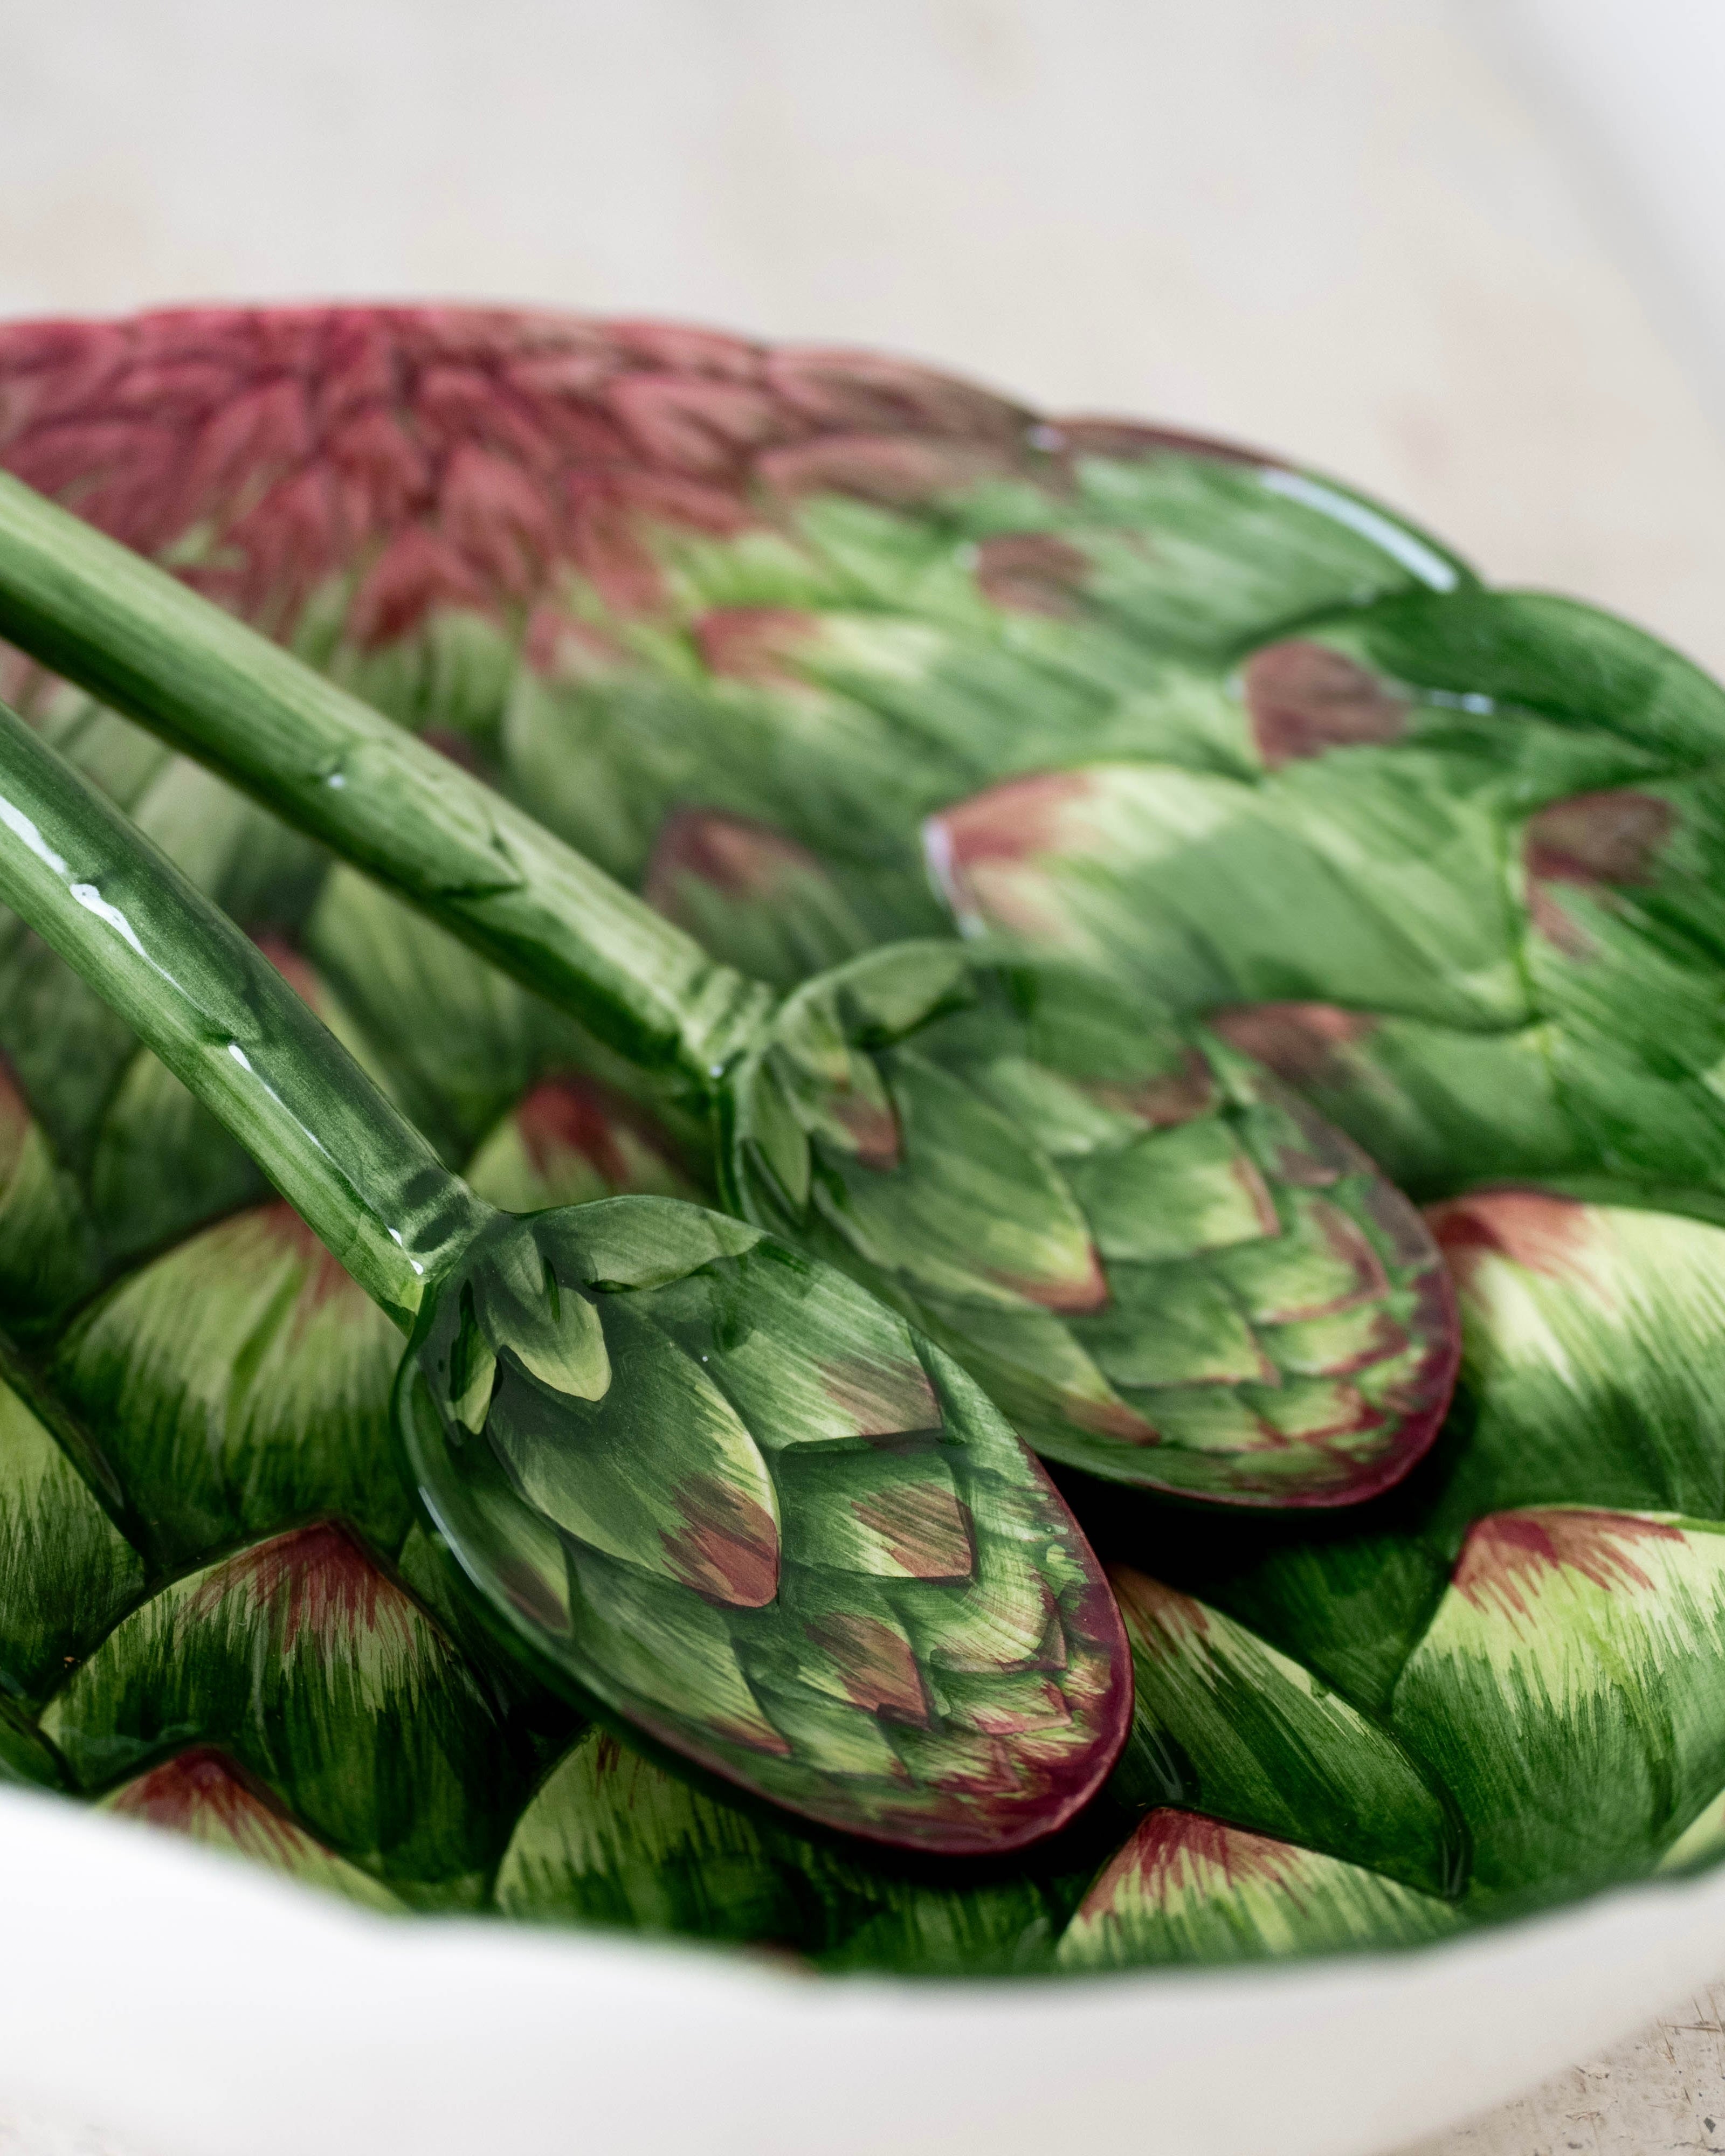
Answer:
0, 473, 1458, 1507
0, 697, 1129, 1853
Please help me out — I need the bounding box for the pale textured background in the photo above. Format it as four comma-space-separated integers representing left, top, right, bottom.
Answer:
2, 0, 1724, 677
2, 3, 1724, 2148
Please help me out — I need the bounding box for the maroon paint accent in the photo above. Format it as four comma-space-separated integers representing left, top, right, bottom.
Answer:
1108, 1566, 1213, 1651
418, 725, 485, 776
1259, 1088, 1359, 1190
830, 1085, 901, 1172
590, 1732, 627, 1780
1354, 1169, 1447, 1273
763, 347, 1030, 443
924, 769, 1099, 944
1524, 791, 1674, 887
1160, 1121, 1460, 1508
521, 605, 626, 678
349, 526, 490, 647
972, 533, 1093, 618
1080, 1808, 1305, 1919
995, 1240, 1111, 1315
514, 1073, 678, 1193
1271, 1383, 1381, 1443
252, 932, 322, 1008
708, 1713, 795, 1759
0, 308, 1068, 659
1227, 1149, 1285, 1236
1427, 1188, 1610, 1304
931, 768, 1092, 873
188, 1520, 397, 1651
1526, 881, 1594, 959
1084, 1048, 1218, 1129
804, 1612, 931, 1724
0, 641, 49, 710
1243, 640, 1406, 769
497, 1551, 575, 1637
1452, 1509, 1684, 1619
1523, 790, 1674, 956
850, 1481, 976, 1581
1302, 1310, 1412, 1380
660, 1475, 781, 1608
1060, 1391, 1162, 1444
1259, 1198, 1389, 1322
244, 1201, 367, 1318
813, 1352, 941, 1438
1031, 1602, 1070, 1675
957, 1676, 1071, 1736
689, 609, 820, 688
607, 375, 789, 478
107, 1746, 309, 1860
1207, 1001, 1377, 1089
637, 1435, 1134, 1855
756, 434, 1018, 505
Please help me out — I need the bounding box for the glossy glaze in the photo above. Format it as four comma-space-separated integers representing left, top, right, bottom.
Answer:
0, 702, 1128, 1851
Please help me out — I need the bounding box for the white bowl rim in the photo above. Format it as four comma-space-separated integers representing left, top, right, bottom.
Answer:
1, 1783, 1720, 2156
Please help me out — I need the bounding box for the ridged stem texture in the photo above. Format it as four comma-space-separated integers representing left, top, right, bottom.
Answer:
0, 471, 771, 1101
0, 697, 482, 1321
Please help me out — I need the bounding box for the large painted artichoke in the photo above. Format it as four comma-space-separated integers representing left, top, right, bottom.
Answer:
2, 305, 1724, 1968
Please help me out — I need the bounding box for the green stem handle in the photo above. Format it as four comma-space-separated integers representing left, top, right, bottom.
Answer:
0, 471, 771, 1101
0, 699, 482, 1323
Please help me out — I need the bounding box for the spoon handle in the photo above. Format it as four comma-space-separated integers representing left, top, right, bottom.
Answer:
0, 471, 772, 1101
0, 699, 483, 1324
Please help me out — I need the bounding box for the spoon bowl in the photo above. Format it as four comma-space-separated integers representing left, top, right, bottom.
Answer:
397, 1198, 1129, 1851
723, 942, 1459, 1506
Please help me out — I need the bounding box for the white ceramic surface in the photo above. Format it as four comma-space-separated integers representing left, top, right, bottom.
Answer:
1, 1784, 1722, 2156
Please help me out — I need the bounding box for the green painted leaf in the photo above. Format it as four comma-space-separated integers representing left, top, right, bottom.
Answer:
39, 1521, 509, 1899
0, 1693, 65, 1788
1065, 1115, 1276, 1263
495, 1724, 813, 1943
1346, 587, 1725, 768
1392, 1509, 1725, 1901
816, 1048, 1105, 1311
464, 1075, 697, 1213
1657, 1789, 1725, 1877
926, 755, 1523, 1032
1109, 1567, 1459, 1894
651, 1241, 940, 1453
102, 1746, 404, 1910
493, 1720, 1067, 1972
644, 808, 880, 991
730, 949, 1456, 1503
487, 1293, 780, 1604
773, 1443, 971, 1580
301, 866, 577, 1166
84, 1034, 266, 1269
0, 1059, 96, 1323
1055, 1808, 1459, 1970
815, 1875, 1062, 1975
0, 1374, 143, 1698
1427, 1193, 1725, 1519
403, 1208, 1128, 1853
50, 1204, 408, 1566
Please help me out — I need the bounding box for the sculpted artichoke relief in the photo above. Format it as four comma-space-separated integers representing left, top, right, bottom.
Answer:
0, 306, 1722, 1970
